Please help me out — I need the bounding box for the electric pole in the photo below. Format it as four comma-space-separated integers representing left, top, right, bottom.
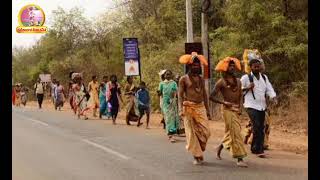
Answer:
201, 0, 212, 118
186, 0, 193, 43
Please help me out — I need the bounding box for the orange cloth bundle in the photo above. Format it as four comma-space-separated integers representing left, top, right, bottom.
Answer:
179, 52, 208, 66
215, 57, 241, 72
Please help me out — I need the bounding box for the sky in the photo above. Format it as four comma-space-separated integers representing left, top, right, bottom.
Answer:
12, 0, 115, 48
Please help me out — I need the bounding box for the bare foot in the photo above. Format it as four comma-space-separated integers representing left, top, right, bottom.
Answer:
193, 160, 202, 165
193, 157, 203, 165
257, 153, 267, 158
199, 156, 204, 163
169, 136, 176, 143
236, 161, 248, 168
244, 136, 249, 144
216, 145, 223, 160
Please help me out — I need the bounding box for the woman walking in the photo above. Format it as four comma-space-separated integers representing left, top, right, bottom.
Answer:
99, 76, 111, 119
159, 70, 180, 142
74, 76, 90, 120
15, 84, 22, 107
124, 76, 139, 125
54, 81, 65, 111
21, 85, 28, 106
109, 75, 123, 125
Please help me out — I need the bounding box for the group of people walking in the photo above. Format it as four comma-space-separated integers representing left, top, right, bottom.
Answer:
176, 52, 277, 167
67, 73, 151, 127
12, 51, 277, 168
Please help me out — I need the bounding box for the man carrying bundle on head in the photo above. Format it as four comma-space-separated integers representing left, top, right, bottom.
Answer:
178, 52, 211, 165
242, 49, 276, 151
209, 57, 248, 167
241, 57, 277, 158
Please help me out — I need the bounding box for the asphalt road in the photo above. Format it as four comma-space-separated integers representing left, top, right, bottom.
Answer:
12, 107, 307, 180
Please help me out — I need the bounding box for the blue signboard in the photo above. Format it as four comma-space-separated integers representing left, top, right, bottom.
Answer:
123, 38, 140, 76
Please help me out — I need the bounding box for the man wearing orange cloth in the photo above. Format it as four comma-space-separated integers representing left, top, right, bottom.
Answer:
178, 52, 211, 165
209, 57, 248, 167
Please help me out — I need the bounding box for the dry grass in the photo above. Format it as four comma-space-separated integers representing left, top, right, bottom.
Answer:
210, 94, 308, 136
208, 93, 308, 154
271, 95, 308, 135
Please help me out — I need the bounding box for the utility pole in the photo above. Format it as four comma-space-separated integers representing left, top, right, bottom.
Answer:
186, 0, 193, 43
185, 0, 194, 74
201, 0, 212, 118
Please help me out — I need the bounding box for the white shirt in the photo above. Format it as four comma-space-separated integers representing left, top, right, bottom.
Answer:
240, 72, 276, 111
34, 82, 44, 94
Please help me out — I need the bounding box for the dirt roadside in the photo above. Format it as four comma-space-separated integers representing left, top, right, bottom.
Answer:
19, 100, 308, 156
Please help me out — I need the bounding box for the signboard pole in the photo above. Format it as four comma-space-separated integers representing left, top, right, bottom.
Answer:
138, 47, 141, 82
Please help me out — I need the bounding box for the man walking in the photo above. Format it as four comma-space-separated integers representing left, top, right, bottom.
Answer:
210, 57, 248, 167
178, 52, 211, 165
240, 59, 277, 158
34, 78, 45, 109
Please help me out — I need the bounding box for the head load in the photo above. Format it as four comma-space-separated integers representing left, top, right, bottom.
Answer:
179, 52, 208, 75
71, 72, 83, 81
179, 52, 208, 66
215, 57, 241, 72
242, 49, 265, 74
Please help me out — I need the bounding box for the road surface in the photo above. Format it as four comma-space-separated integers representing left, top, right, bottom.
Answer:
13, 107, 307, 180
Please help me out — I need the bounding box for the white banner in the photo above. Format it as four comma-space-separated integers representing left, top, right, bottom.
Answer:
39, 74, 51, 82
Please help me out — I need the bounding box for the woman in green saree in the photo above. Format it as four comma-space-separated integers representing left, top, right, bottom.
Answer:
159, 70, 180, 143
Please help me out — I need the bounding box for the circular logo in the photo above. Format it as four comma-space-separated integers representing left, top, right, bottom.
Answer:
18, 4, 45, 27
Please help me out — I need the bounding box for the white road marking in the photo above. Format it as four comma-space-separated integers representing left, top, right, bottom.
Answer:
26, 118, 49, 126
15, 114, 49, 127
82, 139, 130, 160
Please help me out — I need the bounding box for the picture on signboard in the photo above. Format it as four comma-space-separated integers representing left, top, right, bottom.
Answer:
125, 59, 139, 76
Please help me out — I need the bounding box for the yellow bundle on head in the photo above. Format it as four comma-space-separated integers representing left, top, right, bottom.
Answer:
243, 49, 265, 74
179, 52, 208, 66
215, 57, 241, 72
